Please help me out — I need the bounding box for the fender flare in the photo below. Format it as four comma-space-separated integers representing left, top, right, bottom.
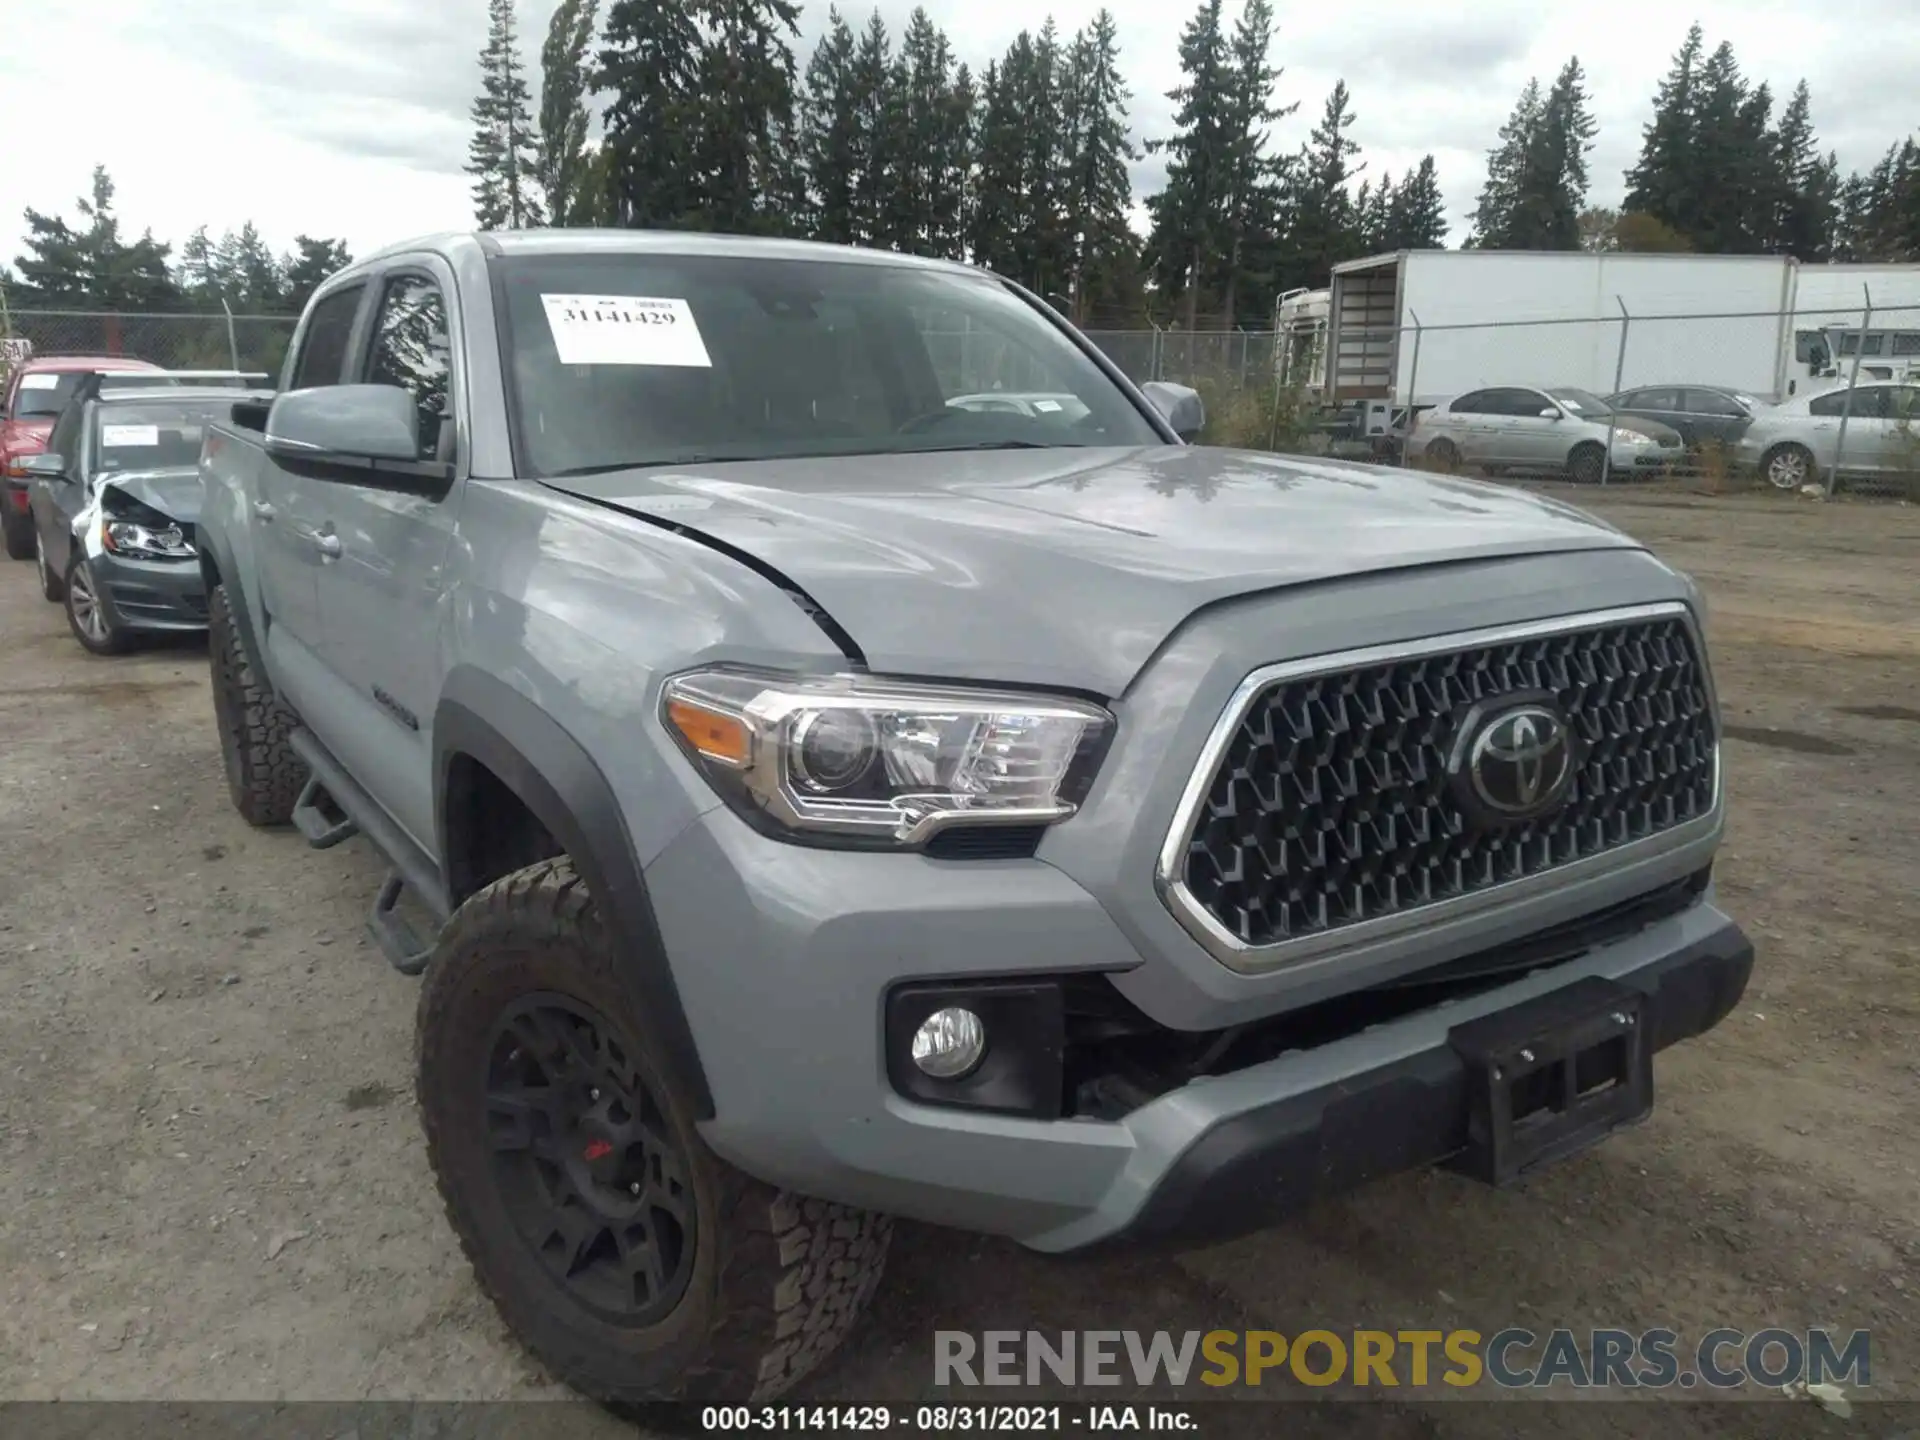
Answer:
433, 668, 714, 1118
198, 528, 271, 687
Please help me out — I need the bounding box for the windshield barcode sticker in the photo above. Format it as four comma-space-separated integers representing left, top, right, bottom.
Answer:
19, 373, 60, 391
101, 424, 161, 447
541, 295, 712, 368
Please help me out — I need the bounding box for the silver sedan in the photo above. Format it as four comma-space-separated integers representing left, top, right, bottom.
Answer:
1730, 381, 1920, 489
1414, 385, 1683, 482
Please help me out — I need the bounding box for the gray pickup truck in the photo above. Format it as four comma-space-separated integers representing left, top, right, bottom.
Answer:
198, 231, 1751, 1404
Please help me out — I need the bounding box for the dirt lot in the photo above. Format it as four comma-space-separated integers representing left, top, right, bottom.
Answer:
0, 485, 1914, 1433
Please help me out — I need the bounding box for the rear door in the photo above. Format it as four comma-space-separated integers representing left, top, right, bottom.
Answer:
1679, 389, 1749, 446
1440, 391, 1494, 460
304, 261, 463, 852
1622, 387, 1688, 443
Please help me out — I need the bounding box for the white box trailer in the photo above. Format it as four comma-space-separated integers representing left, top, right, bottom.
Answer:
1788, 264, 1920, 385
1325, 250, 1798, 407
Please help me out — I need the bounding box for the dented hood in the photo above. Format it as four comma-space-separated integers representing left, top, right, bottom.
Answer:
100, 466, 201, 524
545, 445, 1642, 696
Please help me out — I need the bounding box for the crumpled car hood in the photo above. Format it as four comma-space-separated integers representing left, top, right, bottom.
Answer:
100, 466, 201, 523
545, 444, 1642, 696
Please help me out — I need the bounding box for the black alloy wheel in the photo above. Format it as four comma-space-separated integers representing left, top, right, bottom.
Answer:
484, 993, 697, 1327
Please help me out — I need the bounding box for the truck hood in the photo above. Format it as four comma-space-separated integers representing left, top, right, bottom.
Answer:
545, 445, 1641, 696
100, 467, 201, 523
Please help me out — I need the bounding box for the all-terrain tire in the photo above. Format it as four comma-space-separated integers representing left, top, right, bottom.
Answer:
208, 583, 306, 825
416, 858, 891, 1405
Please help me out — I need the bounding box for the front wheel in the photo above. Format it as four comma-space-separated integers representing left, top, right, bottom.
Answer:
416, 859, 891, 1404
1763, 443, 1815, 491
64, 554, 131, 655
1567, 443, 1606, 485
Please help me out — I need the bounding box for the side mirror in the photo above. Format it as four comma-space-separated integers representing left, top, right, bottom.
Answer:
1141, 380, 1206, 442
266, 384, 419, 465
20, 452, 68, 480
1539, 408, 1562, 420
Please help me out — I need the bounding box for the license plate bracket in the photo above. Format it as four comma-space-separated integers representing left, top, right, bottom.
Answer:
1445, 977, 1652, 1187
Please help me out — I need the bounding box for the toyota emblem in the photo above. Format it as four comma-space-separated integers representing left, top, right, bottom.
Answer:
1448, 698, 1576, 825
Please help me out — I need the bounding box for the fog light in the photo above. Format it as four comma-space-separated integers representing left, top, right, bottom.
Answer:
911, 1007, 986, 1079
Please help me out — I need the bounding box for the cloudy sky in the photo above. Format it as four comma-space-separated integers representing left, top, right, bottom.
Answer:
2, 0, 1915, 278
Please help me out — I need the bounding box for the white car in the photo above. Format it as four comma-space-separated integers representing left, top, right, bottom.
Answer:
1730, 381, 1920, 490
1414, 385, 1684, 483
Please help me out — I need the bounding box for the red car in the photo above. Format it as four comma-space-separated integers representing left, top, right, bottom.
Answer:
3, 354, 164, 558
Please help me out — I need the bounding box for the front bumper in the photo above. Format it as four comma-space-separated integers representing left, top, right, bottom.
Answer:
646, 800, 1751, 1253
92, 552, 208, 633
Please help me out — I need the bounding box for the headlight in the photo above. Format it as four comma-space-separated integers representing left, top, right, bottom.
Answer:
101, 517, 195, 559
661, 669, 1114, 846
1617, 430, 1656, 446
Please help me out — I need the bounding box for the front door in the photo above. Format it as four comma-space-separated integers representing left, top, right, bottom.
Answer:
306, 264, 463, 855
256, 281, 372, 718
1490, 388, 1561, 468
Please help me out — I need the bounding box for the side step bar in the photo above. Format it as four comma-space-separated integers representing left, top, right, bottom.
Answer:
288, 729, 451, 976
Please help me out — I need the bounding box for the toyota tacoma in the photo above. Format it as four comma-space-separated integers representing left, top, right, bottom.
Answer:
196, 231, 1751, 1404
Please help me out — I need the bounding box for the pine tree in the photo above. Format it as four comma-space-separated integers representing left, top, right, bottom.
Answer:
1623, 24, 1705, 237
467, 0, 545, 230
1016, 22, 1074, 299
283, 237, 354, 312
1388, 156, 1447, 248
1470, 78, 1541, 246
13, 167, 178, 309
968, 58, 1024, 274
220, 223, 286, 311
1770, 81, 1827, 258
538, 0, 599, 225
1143, 0, 1233, 328
1288, 81, 1364, 286
599, 0, 700, 226
846, 12, 904, 248
1470, 59, 1594, 250
684, 0, 803, 234
1217, 0, 1295, 326
938, 63, 977, 262
1059, 11, 1139, 321
800, 9, 861, 243
1685, 41, 1749, 252
176, 226, 225, 304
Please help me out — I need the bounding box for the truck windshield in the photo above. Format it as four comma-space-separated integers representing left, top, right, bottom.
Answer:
493, 252, 1161, 478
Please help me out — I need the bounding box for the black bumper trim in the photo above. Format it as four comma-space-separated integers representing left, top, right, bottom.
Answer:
1102, 918, 1753, 1251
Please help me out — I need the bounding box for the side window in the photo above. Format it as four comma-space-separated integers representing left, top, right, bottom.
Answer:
1449, 390, 1491, 414
1684, 389, 1744, 418
1491, 388, 1548, 417
1633, 388, 1682, 412
290, 285, 366, 391
366, 274, 453, 463
1811, 387, 1887, 419
1891, 334, 1920, 358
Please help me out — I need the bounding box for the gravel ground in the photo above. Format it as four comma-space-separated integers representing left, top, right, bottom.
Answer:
0, 484, 1914, 1435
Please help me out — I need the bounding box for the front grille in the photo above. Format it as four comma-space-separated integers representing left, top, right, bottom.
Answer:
1177, 612, 1718, 951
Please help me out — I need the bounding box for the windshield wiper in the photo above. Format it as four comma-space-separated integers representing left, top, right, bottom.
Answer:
545, 457, 720, 478
905, 439, 1060, 453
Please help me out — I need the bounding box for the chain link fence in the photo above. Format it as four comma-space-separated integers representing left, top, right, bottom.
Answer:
1095, 298, 1920, 503
1, 309, 298, 383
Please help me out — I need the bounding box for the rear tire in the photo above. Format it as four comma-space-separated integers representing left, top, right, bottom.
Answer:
1762, 443, 1814, 491
1567, 442, 1606, 484
1424, 438, 1461, 472
3, 505, 36, 561
417, 858, 891, 1405
208, 583, 306, 825
64, 554, 131, 655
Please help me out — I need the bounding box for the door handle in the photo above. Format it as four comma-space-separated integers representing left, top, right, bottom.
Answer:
314, 532, 342, 560
253, 501, 276, 522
